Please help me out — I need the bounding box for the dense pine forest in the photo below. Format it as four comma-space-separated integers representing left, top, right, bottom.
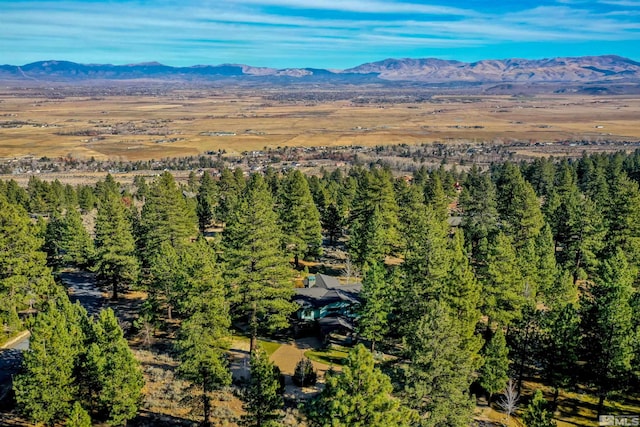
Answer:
1, 150, 639, 426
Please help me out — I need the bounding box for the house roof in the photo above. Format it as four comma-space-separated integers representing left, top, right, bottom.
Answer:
294, 274, 361, 308
315, 274, 341, 289
318, 316, 355, 334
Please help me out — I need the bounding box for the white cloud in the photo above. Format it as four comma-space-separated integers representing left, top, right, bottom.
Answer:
1, 0, 639, 66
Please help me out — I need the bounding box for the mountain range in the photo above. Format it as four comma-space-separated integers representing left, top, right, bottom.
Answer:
1, 55, 639, 85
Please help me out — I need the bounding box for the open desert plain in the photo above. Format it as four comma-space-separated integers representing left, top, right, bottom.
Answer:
2, 85, 640, 162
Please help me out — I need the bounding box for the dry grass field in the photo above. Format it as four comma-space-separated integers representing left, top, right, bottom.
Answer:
1, 87, 639, 161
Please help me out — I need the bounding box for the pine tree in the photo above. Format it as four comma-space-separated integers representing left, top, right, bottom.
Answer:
539, 303, 580, 408
278, 169, 323, 267
522, 390, 557, 427
307, 344, 418, 427
43, 212, 67, 270
95, 173, 120, 201
217, 167, 243, 224
348, 168, 400, 266
14, 298, 82, 425
94, 191, 139, 300
66, 401, 92, 427
77, 185, 97, 213
177, 240, 232, 427
580, 249, 637, 416
399, 197, 451, 330
423, 172, 449, 223
148, 241, 186, 320
561, 195, 606, 282
459, 166, 499, 265
0, 194, 56, 336
351, 205, 389, 266
510, 306, 540, 395
495, 162, 545, 246
534, 224, 557, 301
222, 174, 296, 352
242, 346, 283, 427
3, 178, 29, 210
60, 208, 94, 268
479, 329, 510, 402
139, 171, 197, 262
444, 230, 481, 336
293, 358, 317, 387
480, 233, 525, 328
196, 170, 219, 233
322, 203, 342, 245
404, 301, 482, 427
85, 308, 144, 425
604, 173, 640, 266
358, 261, 391, 352
133, 175, 149, 201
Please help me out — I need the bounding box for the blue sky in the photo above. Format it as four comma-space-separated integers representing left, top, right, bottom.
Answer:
1, 0, 639, 68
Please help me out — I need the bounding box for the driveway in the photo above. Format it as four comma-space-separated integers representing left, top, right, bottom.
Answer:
0, 332, 30, 403
61, 271, 105, 316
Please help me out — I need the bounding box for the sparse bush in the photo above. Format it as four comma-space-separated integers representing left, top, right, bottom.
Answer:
293, 358, 317, 387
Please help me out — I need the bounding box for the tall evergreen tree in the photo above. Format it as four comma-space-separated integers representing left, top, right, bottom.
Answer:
495, 162, 545, 246
44, 209, 93, 270
560, 195, 606, 282
222, 174, 296, 352
278, 169, 323, 267
14, 298, 83, 425
348, 168, 400, 266
148, 241, 186, 320
479, 329, 510, 402
77, 185, 97, 213
444, 230, 481, 335
242, 346, 283, 427
539, 303, 580, 408
307, 344, 417, 427
358, 261, 391, 352
3, 178, 29, 209
196, 170, 219, 234
84, 308, 144, 425
399, 197, 451, 328
94, 191, 139, 300
322, 203, 342, 246
480, 233, 525, 328
139, 171, 197, 262
0, 194, 56, 335
459, 166, 499, 265
604, 173, 640, 266
43, 212, 67, 270
423, 173, 449, 223
133, 175, 148, 201
404, 301, 482, 427
217, 167, 243, 224
177, 239, 232, 426
60, 208, 94, 268
580, 249, 637, 416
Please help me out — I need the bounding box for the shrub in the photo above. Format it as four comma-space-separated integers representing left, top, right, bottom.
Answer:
293, 358, 317, 387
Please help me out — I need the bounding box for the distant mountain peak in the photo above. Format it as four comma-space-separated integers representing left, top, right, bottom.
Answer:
1, 55, 638, 85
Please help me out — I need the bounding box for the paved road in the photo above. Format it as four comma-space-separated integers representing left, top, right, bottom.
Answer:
0, 333, 29, 402
61, 271, 105, 316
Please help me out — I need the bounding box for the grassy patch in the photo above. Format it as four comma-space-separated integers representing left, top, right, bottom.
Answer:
232, 335, 282, 356
304, 347, 349, 366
